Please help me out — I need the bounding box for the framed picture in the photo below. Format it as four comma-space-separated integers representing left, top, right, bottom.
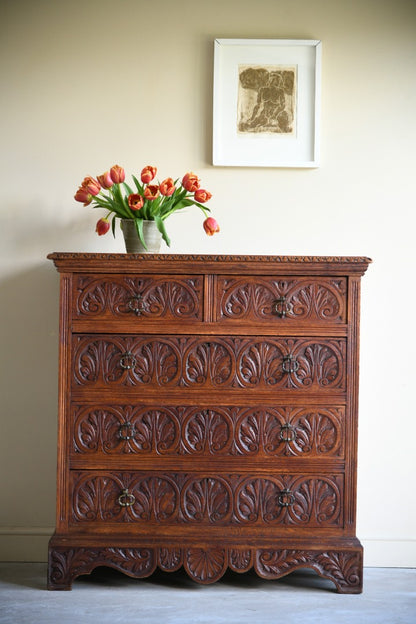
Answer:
213, 39, 321, 168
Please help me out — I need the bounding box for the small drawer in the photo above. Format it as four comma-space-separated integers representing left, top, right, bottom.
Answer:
73, 274, 203, 322
216, 276, 347, 324
70, 470, 344, 528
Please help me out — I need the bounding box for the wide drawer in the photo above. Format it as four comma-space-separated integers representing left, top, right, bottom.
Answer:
72, 335, 347, 391
69, 470, 344, 528
216, 276, 347, 325
71, 403, 345, 459
73, 274, 204, 322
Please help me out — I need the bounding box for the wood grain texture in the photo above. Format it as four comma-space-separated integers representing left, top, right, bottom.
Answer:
47, 254, 370, 592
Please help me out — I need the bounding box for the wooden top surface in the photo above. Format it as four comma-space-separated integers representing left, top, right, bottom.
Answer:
47, 253, 372, 276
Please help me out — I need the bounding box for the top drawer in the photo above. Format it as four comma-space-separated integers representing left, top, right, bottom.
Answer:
73, 274, 204, 322
216, 276, 347, 325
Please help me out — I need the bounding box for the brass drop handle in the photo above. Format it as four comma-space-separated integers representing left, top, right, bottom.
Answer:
118, 422, 136, 441
282, 355, 299, 374
127, 295, 147, 316
118, 489, 135, 507
279, 423, 296, 443
278, 489, 295, 507
119, 352, 136, 370
272, 296, 291, 318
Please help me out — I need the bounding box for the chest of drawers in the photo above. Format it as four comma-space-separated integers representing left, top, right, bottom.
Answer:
47, 253, 370, 592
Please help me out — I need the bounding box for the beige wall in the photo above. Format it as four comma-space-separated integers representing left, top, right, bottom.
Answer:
1, 0, 415, 566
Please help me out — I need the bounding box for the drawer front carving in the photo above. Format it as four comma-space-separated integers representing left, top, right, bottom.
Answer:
74, 275, 203, 321
217, 277, 347, 324
72, 405, 345, 458
73, 336, 346, 390
71, 471, 343, 528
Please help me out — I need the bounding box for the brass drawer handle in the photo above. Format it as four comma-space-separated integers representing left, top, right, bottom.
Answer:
278, 489, 295, 507
272, 296, 292, 318
282, 355, 299, 374
118, 489, 135, 507
119, 352, 136, 370
118, 422, 136, 441
279, 423, 296, 443
127, 295, 147, 316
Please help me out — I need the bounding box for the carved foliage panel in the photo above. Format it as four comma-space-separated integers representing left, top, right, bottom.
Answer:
72, 404, 344, 458
218, 277, 347, 323
72, 336, 346, 390
74, 275, 203, 320
71, 471, 343, 528
48, 546, 362, 591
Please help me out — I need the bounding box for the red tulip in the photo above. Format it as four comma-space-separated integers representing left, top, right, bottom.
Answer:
203, 217, 220, 236
81, 176, 100, 196
194, 188, 212, 203
182, 172, 200, 192
160, 177, 176, 197
74, 186, 93, 206
110, 164, 125, 184
95, 217, 110, 236
141, 166, 157, 184
97, 171, 113, 189
128, 193, 144, 211
144, 184, 160, 200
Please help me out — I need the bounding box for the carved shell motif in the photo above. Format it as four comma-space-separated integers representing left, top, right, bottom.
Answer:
219, 278, 346, 322
73, 336, 345, 390
75, 276, 202, 320
72, 405, 344, 458
71, 472, 342, 528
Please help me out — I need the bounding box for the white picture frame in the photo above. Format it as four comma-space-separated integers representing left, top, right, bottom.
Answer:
213, 38, 321, 168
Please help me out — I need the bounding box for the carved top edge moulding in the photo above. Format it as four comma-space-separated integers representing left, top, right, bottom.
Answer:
47, 253, 372, 276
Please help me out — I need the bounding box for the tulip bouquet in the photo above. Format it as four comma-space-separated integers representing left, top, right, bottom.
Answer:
74, 164, 220, 249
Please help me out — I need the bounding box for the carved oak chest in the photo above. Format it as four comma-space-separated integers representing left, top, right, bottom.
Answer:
47, 253, 370, 592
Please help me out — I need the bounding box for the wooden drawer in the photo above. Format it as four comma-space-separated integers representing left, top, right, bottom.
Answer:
71, 404, 345, 460
72, 335, 347, 391
216, 276, 347, 325
73, 274, 204, 323
70, 470, 344, 529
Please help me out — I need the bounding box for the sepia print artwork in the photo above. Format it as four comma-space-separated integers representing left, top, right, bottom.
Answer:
237, 65, 297, 135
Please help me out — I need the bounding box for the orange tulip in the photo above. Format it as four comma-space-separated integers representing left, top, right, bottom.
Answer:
182, 172, 200, 192
203, 217, 220, 236
110, 164, 125, 184
95, 217, 110, 236
81, 176, 100, 196
194, 188, 212, 203
144, 184, 160, 200
128, 193, 144, 211
160, 177, 176, 197
74, 186, 93, 205
141, 166, 157, 184
97, 171, 113, 189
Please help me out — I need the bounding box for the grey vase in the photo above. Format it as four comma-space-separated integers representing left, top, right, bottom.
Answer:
121, 219, 163, 253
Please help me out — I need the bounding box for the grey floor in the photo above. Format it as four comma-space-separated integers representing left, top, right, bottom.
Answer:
0, 563, 415, 624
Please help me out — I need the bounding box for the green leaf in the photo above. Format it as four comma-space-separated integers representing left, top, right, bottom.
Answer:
92, 196, 113, 210
132, 175, 144, 194
167, 198, 194, 214
154, 214, 171, 247
192, 201, 211, 212
111, 184, 132, 218
111, 214, 117, 238
123, 182, 134, 196
134, 218, 147, 250
149, 195, 162, 218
